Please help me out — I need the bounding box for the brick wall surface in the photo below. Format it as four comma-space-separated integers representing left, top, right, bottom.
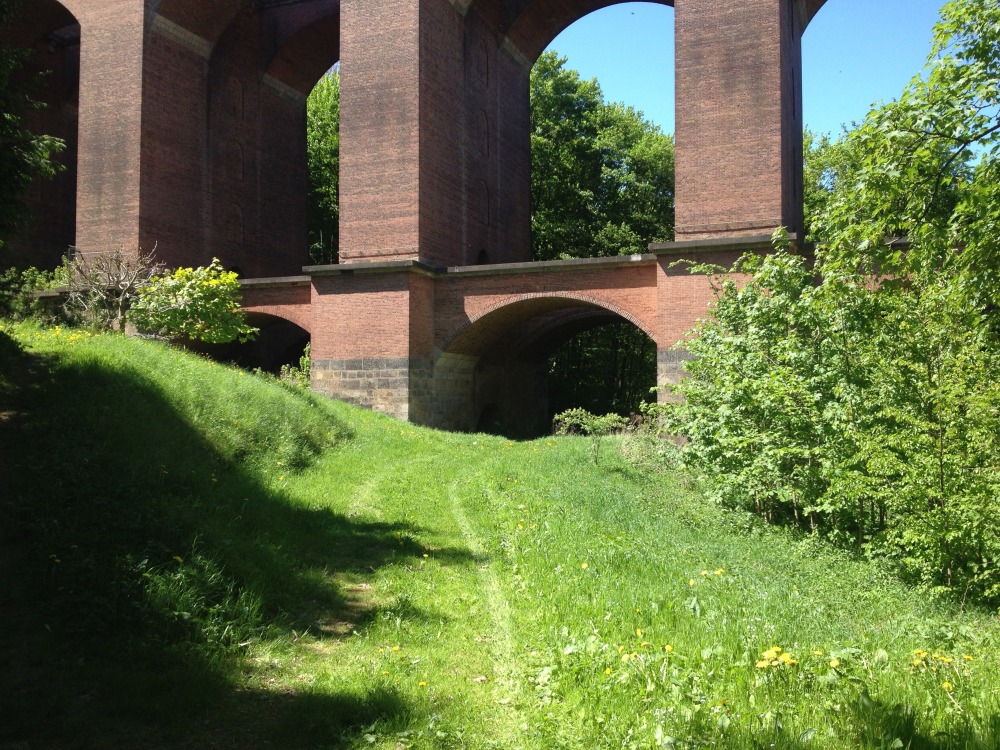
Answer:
8, 0, 826, 428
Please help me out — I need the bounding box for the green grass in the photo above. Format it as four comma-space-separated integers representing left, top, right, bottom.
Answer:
1, 322, 998, 749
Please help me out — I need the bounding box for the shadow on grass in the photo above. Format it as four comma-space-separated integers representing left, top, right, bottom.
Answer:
0, 335, 469, 747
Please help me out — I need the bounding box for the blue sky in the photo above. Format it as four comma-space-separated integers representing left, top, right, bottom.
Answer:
545, 0, 946, 137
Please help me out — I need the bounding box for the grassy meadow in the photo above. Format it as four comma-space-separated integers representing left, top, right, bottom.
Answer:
1, 322, 998, 749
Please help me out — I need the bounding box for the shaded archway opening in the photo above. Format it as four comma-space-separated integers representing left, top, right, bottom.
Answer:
0, 0, 80, 271
526, 2, 676, 263
205, 1, 340, 277
547, 320, 656, 420
436, 296, 656, 438
188, 313, 309, 374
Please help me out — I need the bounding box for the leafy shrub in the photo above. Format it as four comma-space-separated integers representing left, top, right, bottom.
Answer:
554, 407, 627, 465
278, 342, 311, 388
663, 0, 1000, 606
0, 265, 55, 320
130, 258, 257, 344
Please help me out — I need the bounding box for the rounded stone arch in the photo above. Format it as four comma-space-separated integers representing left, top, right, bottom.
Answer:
0, 0, 81, 269
500, 0, 674, 66
498, 0, 829, 60
434, 293, 657, 438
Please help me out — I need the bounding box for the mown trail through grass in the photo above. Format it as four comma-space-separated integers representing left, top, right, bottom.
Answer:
2, 324, 999, 749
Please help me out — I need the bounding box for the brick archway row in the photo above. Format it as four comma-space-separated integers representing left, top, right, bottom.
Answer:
8, 0, 824, 429
7, 0, 824, 276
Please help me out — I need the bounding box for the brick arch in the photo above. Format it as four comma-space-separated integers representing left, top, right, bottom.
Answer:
240, 281, 312, 334
441, 292, 656, 358
1, 0, 78, 43
241, 304, 312, 336
433, 293, 655, 437
500, 0, 673, 67
150, 0, 245, 49
262, 0, 341, 97
498, 0, 830, 71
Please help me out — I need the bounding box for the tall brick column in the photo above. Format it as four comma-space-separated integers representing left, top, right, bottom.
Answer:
673, 0, 806, 241
338, 0, 531, 267
321, 0, 534, 419
72, 2, 147, 256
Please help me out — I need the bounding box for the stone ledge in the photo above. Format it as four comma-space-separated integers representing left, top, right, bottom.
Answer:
649, 234, 795, 256
239, 275, 311, 289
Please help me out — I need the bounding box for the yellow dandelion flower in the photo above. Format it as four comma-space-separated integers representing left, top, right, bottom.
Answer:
640, 642, 649, 648
381, 670, 389, 676
941, 681, 953, 692
636, 628, 643, 637
418, 681, 427, 687
688, 579, 695, 586
391, 646, 401, 652
714, 568, 724, 575
829, 658, 840, 669
664, 645, 673, 653
813, 650, 824, 656
581, 562, 589, 570
755, 660, 770, 669
963, 655, 974, 661
700, 570, 709, 577
604, 667, 612, 676
621, 653, 630, 662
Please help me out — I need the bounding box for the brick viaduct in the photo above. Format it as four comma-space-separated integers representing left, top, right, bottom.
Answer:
6, 0, 828, 435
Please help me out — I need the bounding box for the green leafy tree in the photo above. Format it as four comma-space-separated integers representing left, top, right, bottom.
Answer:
306, 70, 340, 264
530, 51, 674, 260
131, 259, 258, 344
0, 0, 66, 252
669, 0, 1000, 604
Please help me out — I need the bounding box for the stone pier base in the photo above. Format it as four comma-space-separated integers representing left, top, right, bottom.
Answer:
312, 357, 433, 424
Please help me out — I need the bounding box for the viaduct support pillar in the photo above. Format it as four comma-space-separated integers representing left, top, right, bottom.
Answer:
73, 3, 147, 256
673, 0, 805, 240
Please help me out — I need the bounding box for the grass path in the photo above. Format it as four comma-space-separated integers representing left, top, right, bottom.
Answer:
2, 324, 999, 750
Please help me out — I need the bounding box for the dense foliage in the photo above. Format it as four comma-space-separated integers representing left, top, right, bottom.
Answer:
131, 258, 258, 344
306, 70, 340, 265
669, 0, 1000, 605
0, 0, 65, 252
530, 51, 674, 260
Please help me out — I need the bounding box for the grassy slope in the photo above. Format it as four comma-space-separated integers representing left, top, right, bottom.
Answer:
1, 323, 998, 749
